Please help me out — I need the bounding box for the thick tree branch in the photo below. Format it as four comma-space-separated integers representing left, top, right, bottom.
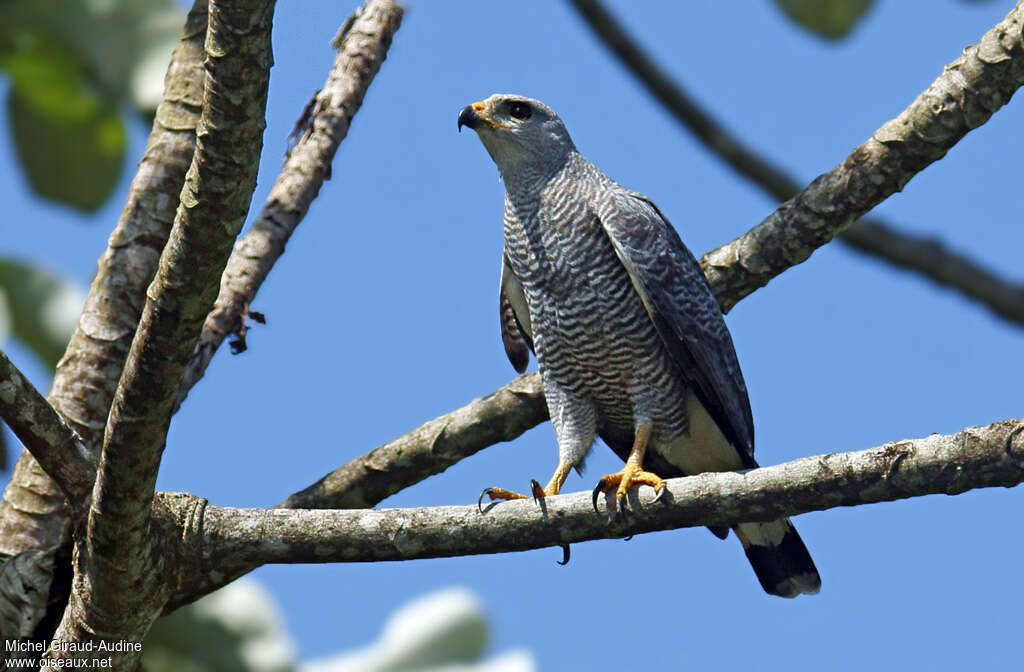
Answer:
192, 418, 1024, 567
0, 0, 209, 560
177, 0, 404, 409
569, 0, 1024, 324
0, 351, 93, 507
46, 0, 275, 662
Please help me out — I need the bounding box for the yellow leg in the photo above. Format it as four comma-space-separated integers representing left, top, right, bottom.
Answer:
539, 459, 572, 497
478, 459, 573, 512
592, 424, 666, 512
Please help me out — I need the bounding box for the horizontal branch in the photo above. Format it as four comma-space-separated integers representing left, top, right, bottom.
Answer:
570, 0, 1024, 327
197, 418, 1024, 566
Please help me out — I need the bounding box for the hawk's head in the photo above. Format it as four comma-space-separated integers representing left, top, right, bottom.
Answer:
458, 94, 575, 179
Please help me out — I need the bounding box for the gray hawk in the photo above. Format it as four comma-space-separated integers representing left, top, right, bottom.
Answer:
459, 94, 820, 598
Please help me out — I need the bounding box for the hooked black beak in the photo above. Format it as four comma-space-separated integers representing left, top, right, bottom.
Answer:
457, 105, 480, 132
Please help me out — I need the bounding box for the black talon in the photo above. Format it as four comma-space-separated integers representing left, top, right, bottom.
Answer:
592, 483, 603, 513
557, 544, 570, 566
477, 488, 493, 513
623, 535, 633, 541
651, 485, 666, 504
530, 479, 544, 505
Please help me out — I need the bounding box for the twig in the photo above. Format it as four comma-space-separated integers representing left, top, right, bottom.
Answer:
569, 0, 1024, 324
45, 0, 276, 663
176, 0, 404, 409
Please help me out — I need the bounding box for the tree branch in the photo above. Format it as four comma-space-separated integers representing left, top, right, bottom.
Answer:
193, 418, 1024, 567
0, 0, 209, 561
569, 0, 1024, 324
282, 372, 547, 509
839, 220, 1024, 324
177, 0, 404, 409
46, 0, 275, 662
0, 351, 94, 506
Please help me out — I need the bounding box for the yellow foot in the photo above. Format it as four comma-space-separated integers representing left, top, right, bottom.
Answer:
478, 461, 572, 513
477, 480, 550, 512
592, 466, 666, 513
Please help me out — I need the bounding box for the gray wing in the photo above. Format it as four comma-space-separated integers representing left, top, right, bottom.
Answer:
499, 253, 533, 373
597, 190, 756, 464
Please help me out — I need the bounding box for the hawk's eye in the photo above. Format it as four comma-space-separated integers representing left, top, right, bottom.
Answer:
508, 102, 532, 121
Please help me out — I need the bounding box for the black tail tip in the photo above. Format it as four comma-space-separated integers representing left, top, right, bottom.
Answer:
738, 520, 821, 598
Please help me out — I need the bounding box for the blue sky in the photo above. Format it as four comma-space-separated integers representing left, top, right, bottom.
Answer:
3, 1, 1024, 669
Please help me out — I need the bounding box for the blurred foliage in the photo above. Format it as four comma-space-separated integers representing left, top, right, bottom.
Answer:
0, 258, 83, 474
145, 580, 294, 672
0, 258, 82, 370
0, 0, 183, 211
774, 0, 873, 40
145, 583, 534, 672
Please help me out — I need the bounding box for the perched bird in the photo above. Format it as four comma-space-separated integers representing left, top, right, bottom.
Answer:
458, 94, 820, 598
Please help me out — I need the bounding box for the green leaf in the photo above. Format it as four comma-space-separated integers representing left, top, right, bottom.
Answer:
0, 0, 184, 111
774, 0, 873, 40
3, 34, 127, 210
0, 0, 183, 209
0, 259, 83, 369
7, 84, 126, 211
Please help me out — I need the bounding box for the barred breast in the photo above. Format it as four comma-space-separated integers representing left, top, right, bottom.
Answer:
503, 154, 690, 441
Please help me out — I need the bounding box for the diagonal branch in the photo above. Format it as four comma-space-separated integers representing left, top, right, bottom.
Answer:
839, 220, 1024, 325
699, 0, 1024, 312
193, 418, 1024, 568
177, 0, 404, 409
0, 0, 209, 560
46, 0, 276, 660
282, 372, 547, 509
0, 351, 94, 506
569, 0, 1024, 325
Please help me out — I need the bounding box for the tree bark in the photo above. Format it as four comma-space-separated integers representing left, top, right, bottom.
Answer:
44, 0, 276, 664
182, 418, 1024, 567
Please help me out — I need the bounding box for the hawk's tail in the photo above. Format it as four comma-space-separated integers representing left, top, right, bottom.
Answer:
734, 519, 821, 598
